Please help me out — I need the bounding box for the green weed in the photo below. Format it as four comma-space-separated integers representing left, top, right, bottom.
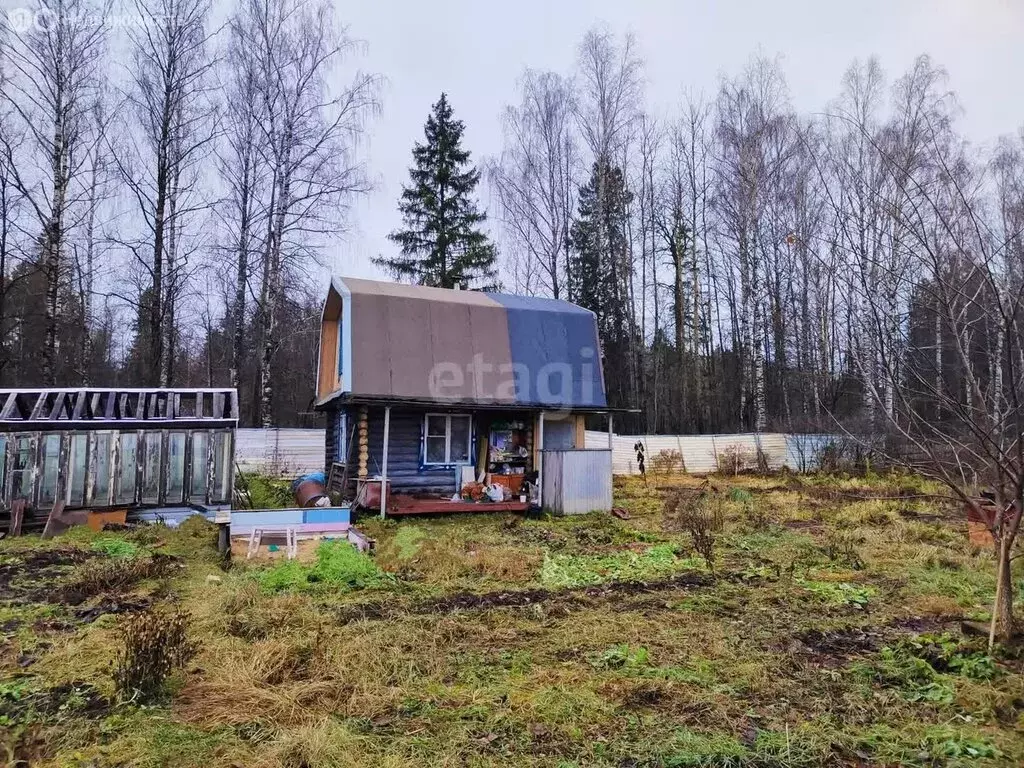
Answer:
924, 725, 1001, 761
588, 643, 651, 670
896, 633, 998, 680
855, 632, 998, 706
256, 540, 385, 592
797, 578, 874, 607
539, 544, 695, 588
91, 536, 142, 559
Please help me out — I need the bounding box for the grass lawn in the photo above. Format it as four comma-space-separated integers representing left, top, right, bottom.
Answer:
2, 471, 1023, 767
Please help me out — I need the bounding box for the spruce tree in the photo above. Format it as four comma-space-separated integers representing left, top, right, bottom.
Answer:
377, 93, 497, 289
570, 160, 633, 343
570, 159, 635, 408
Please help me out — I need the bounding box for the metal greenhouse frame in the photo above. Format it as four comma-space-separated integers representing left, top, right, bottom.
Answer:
0, 389, 238, 520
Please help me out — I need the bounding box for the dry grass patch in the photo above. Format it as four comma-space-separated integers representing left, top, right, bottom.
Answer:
6, 471, 1024, 767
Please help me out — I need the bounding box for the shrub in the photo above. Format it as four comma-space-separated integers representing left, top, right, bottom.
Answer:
113, 608, 197, 703
63, 555, 174, 603
716, 444, 757, 475
650, 449, 685, 475
664, 486, 721, 574
824, 531, 866, 570
755, 446, 771, 474
236, 472, 293, 509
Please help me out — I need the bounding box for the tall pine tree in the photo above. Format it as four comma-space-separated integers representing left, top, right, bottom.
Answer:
570, 160, 636, 411
377, 93, 497, 289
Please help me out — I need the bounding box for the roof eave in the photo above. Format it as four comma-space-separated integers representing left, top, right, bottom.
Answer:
314, 391, 632, 414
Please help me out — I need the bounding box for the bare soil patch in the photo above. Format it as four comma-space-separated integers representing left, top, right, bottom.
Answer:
337, 571, 715, 624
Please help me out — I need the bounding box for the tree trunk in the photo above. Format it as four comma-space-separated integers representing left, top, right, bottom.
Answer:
43, 103, 68, 386
992, 534, 1015, 643
160, 167, 181, 388
260, 136, 293, 428
150, 164, 166, 386
231, 216, 249, 390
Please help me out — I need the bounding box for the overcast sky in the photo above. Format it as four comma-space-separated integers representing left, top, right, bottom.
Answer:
324, 0, 1024, 282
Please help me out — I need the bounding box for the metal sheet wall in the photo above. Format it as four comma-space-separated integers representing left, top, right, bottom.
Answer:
238, 427, 840, 479
541, 449, 613, 515
236, 428, 326, 477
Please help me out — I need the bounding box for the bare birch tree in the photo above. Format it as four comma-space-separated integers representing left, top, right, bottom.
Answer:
117, 0, 218, 386
70, 96, 114, 383
491, 69, 576, 299
714, 57, 794, 431
218, 11, 267, 391
573, 28, 643, 417
0, 0, 109, 383
235, 0, 379, 426
845, 117, 1024, 642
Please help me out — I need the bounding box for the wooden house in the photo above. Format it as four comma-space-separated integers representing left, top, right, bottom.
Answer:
314, 277, 616, 515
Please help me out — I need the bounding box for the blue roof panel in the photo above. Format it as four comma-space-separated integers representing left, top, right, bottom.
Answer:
486, 293, 607, 407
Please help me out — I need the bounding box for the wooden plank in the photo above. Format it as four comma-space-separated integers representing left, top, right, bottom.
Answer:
230, 521, 351, 536
347, 526, 375, 552
380, 406, 390, 518
87, 509, 128, 531
387, 499, 529, 516
29, 392, 48, 421
41, 500, 88, 539
318, 317, 340, 399
9, 498, 25, 536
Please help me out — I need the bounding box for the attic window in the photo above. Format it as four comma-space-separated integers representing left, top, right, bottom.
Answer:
423, 414, 472, 465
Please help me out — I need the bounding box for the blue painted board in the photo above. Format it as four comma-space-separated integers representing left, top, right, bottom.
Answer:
303, 507, 351, 524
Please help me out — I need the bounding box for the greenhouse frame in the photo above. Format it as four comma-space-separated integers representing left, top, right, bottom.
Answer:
0, 388, 238, 523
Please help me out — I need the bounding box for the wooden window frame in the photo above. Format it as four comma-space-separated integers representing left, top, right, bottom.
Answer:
422, 413, 473, 466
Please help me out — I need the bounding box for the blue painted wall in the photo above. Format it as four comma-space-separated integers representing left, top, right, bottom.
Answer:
327, 406, 471, 495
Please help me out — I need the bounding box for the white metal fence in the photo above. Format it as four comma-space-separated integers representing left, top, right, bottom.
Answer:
235, 428, 326, 477
584, 431, 837, 475
235, 428, 837, 479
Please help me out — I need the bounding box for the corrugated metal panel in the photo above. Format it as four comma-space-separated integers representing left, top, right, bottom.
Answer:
542, 449, 612, 515
238, 426, 840, 481
236, 428, 326, 477
786, 434, 838, 472
584, 431, 823, 475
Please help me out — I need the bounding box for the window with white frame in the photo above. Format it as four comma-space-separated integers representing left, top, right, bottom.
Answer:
423, 414, 472, 465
